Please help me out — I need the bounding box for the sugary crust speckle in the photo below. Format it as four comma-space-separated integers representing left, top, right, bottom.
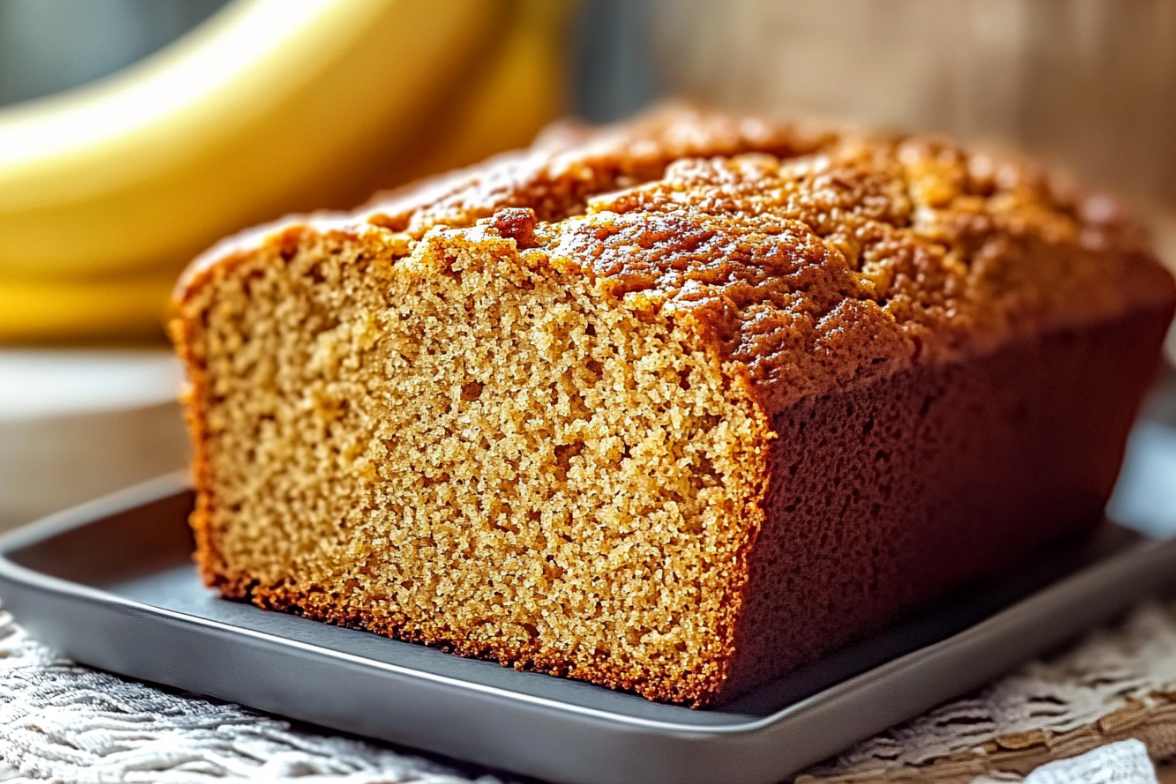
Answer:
176, 105, 1175, 411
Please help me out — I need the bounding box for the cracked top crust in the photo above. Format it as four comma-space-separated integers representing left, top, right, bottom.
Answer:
177, 106, 1176, 412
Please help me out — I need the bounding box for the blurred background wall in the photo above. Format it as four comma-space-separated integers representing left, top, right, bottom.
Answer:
647, 0, 1176, 254
0, 1, 226, 106
574, 0, 1176, 261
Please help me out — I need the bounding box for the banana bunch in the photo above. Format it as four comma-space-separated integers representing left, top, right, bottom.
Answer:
0, 0, 565, 340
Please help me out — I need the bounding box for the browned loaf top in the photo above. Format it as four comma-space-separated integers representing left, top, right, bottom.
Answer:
178, 105, 1176, 412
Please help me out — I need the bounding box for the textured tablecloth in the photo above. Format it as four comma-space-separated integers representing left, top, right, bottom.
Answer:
2, 597, 1176, 784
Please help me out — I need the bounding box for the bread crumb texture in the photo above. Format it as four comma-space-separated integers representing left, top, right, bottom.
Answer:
173, 106, 1176, 705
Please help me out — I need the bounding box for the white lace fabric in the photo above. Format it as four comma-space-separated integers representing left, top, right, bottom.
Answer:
2, 601, 1175, 783
801, 599, 1176, 782
0, 610, 508, 784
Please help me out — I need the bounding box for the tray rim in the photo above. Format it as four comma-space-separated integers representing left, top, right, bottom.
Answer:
2, 471, 1176, 740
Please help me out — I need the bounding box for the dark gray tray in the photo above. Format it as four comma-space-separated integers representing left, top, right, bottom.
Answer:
2, 424, 1175, 784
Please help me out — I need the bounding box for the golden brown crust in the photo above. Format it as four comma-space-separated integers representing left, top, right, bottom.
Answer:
176, 105, 1175, 412
540, 145, 1174, 411
363, 107, 835, 233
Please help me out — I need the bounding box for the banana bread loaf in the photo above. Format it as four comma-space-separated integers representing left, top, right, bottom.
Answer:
171, 108, 1176, 706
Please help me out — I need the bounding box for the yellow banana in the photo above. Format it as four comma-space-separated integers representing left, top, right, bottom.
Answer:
0, 273, 176, 341
0, 0, 569, 341
0, 0, 497, 282
392, 0, 567, 181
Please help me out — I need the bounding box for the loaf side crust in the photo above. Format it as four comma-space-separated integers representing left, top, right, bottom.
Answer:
720, 302, 1174, 699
